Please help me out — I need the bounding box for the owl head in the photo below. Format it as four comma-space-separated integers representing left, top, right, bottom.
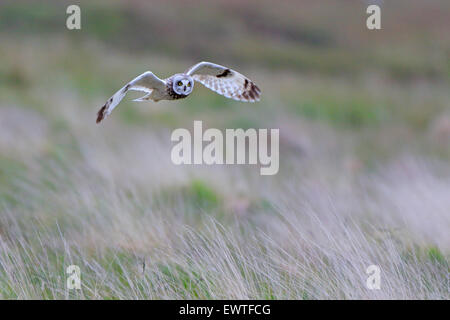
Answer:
172, 74, 194, 95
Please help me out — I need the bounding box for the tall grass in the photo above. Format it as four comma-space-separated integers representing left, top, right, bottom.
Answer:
0, 98, 448, 299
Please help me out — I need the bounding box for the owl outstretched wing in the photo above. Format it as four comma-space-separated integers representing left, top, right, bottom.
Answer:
96, 71, 166, 123
186, 62, 261, 102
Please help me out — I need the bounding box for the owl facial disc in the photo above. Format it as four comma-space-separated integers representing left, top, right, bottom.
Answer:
172, 74, 194, 95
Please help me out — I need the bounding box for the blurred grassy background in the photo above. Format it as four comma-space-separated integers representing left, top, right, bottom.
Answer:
0, 0, 449, 299
1, 0, 449, 148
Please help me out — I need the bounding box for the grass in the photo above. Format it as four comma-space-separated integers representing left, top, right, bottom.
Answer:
0, 0, 449, 300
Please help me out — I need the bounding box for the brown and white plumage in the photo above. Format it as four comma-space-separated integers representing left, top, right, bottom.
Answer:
96, 61, 261, 123
186, 61, 261, 103
96, 71, 166, 123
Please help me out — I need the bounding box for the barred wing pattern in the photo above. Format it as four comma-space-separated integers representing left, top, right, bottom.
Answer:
186, 62, 261, 102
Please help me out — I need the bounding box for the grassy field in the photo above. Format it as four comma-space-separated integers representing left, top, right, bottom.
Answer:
0, 0, 449, 299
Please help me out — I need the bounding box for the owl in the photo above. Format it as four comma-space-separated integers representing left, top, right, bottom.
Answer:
96, 61, 261, 123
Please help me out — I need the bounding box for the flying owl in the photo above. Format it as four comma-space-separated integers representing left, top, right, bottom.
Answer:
96, 61, 261, 123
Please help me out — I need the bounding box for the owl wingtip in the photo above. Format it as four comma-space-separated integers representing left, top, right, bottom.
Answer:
96, 105, 107, 124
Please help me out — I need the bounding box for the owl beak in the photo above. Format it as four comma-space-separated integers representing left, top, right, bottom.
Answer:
183, 85, 187, 91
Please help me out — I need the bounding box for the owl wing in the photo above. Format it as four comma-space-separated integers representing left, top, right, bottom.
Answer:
186, 61, 261, 102
96, 71, 166, 123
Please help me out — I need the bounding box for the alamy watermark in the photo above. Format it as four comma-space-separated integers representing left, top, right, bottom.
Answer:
66, 5, 81, 30
366, 5, 381, 30
171, 121, 279, 175
66, 4, 381, 31
66, 265, 81, 290
366, 265, 381, 290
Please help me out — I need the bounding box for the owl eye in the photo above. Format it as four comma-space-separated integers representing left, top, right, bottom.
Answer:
177, 81, 182, 86
187, 82, 191, 87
